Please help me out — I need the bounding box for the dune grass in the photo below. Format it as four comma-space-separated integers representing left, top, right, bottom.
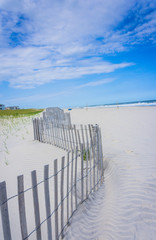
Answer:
0, 109, 44, 165
0, 108, 44, 118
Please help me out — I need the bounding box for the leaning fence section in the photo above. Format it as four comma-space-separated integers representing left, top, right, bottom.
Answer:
0, 142, 104, 240
33, 118, 102, 154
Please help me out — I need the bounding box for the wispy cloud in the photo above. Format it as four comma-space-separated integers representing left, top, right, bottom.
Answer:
0, 0, 155, 89
76, 78, 115, 89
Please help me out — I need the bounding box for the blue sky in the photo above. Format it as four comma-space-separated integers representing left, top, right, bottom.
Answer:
0, 0, 156, 108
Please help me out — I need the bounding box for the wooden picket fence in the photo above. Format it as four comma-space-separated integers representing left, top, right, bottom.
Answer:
0, 142, 104, 240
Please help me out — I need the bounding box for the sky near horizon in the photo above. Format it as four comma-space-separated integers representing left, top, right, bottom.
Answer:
0, 0, 156, 108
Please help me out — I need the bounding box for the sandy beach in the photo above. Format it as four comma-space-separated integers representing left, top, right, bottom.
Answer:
65, 106, 156, 239
0, 106, 156, 239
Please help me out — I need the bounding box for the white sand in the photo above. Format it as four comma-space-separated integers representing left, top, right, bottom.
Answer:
0, 106, 156, 239
64, 106, 156, 239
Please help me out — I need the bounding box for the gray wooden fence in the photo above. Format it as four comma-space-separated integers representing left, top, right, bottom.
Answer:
43, 108, 71, 126
33, 118, 102, 154
0, 142, 104, 240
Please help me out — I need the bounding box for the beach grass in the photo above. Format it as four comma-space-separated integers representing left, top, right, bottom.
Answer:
0, 108, 44, 118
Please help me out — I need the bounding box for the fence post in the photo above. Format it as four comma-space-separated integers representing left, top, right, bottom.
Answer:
61, 157, 65, 238
31, 170, 42, 240
44, 165, 52, 240
0, 181, 12, 240
17, 175, 28, 240
54, 159, 59, 240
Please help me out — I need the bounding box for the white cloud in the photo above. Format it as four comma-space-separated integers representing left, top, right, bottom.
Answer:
0, 0, 155, 89
77, 78, 115, 89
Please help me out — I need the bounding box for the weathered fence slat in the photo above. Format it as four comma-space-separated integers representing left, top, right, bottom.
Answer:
34, 119, 37, 140
86, 142, 89, 199
31, 170, 42, 240
62, 125, 66, 150
70, 126, 75, 150
54, 159, 59, 239
18, 175, 28, 240
77, 130, 81, 151
68, 125, 72, 151
51, 123, 55, 145
61, 157, 65, 238
74, 125, 78, 151
96, 126, 99, 189
0, 181, 12, 240
85, 125, 89, 198
89, 125, 96, 191
44, 165, 52, 240
71, 150, 74, 214
60, 125, 64, 149
67, 152, 70, 224
32, 119, 36, 140
75, 146, 78, 210
81, 124, 85, 150
65, 126, 70, 151
37, 118, 40, 142
98, 126, 104, 183
89, 142, 92, 194
81, 144, 84, 203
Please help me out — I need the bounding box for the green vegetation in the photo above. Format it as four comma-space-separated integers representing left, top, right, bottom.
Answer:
0, 109, 44, 118
83, 149, 90, 161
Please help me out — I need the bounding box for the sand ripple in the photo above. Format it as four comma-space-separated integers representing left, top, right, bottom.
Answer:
64, 153, 156, 240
